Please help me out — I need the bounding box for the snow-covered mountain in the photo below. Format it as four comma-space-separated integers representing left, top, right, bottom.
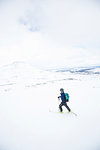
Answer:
0, 61, 100, 93
0, 61, 78, 92
56, 66, 100, 75
0, 61, 100, 150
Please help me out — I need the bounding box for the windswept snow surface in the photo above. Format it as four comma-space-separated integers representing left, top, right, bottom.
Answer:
0, 62, 100, 150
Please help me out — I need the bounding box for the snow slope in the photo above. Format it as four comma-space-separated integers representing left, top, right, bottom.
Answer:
0, 62, 100, 150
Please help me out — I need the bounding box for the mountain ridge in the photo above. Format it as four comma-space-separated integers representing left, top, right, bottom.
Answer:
55, 66, 100, 75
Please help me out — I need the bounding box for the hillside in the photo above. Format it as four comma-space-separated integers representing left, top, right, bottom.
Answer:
0, 62, 100, 150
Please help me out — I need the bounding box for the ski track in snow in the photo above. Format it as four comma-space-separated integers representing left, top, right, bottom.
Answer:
0, 62, 100, 150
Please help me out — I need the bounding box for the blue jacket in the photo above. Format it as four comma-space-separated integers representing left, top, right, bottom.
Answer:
60, 92, 66, 103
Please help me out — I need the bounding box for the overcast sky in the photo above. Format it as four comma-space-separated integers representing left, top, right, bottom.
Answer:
0, 0, 100, 69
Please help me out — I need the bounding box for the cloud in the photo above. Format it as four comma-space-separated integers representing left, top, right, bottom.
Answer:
19, 0, 100, 49
0, 0, 100, 69
42, 0, 100, 47
19, 11, 41, 32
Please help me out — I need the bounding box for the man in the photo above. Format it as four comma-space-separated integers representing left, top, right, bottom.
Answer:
58, 88, 71, 112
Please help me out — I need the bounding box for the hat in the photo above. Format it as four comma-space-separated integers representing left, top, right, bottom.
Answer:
60, 88, 64, 92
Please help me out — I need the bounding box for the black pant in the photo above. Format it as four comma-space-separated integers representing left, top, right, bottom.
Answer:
59, 102, 71, 112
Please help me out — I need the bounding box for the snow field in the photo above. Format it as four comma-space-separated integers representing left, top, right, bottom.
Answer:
0, 64, 100, 150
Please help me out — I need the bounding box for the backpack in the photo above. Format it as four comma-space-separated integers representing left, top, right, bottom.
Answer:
64, 93, 69, 102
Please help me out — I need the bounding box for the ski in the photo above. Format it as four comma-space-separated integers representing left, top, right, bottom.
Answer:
49, 109, 77, 116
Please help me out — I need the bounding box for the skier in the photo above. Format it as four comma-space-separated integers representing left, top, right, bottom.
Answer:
58, 88, 71, 113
